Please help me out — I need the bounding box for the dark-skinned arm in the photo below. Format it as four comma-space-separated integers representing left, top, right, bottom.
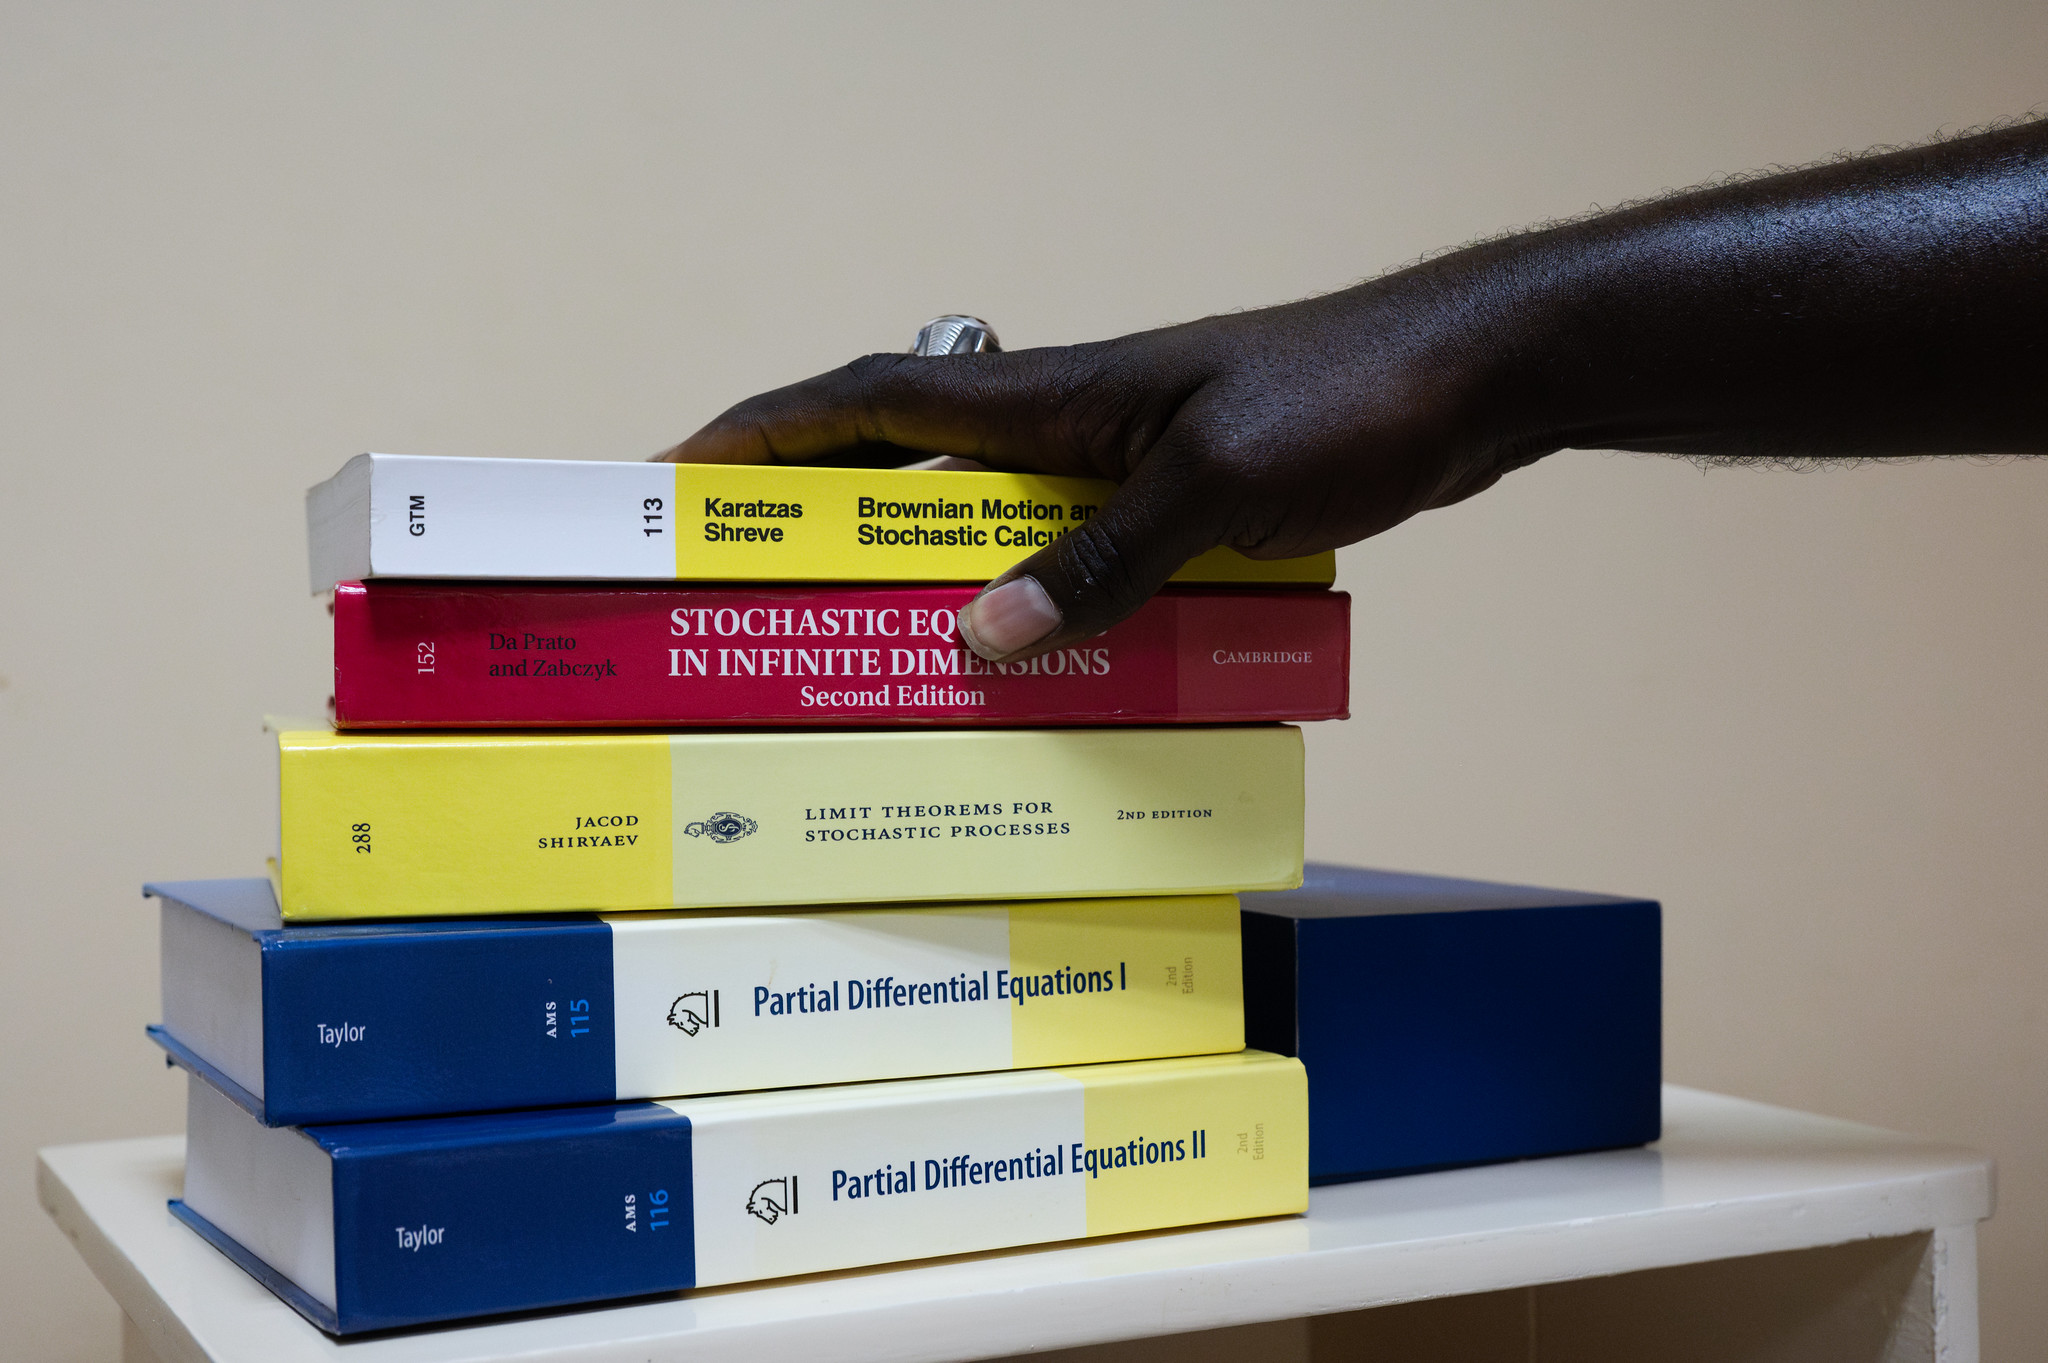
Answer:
661, 119, 2048, 662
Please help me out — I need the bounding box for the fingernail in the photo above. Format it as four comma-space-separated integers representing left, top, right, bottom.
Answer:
959, 577, 1061, 660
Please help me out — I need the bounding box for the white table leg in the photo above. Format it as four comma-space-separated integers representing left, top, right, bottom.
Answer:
1928, 1224, 1978, 1363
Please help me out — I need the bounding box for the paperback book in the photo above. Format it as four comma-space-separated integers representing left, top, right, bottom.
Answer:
174, 1051, 1308, 1333
268, 721, 1305, 920
150, 878, 1243, 1125
332, 581, 1351, 728
308, 454, 1337, 591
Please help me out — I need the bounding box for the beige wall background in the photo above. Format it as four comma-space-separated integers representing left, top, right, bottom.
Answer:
4, 2, 2044, 1357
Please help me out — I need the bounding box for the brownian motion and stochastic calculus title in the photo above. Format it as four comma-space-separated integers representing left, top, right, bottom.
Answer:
699, 492, 1092, 548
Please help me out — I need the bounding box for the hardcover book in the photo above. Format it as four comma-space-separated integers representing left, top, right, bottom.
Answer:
149, 878, 1244, 1125
332, 581, 1352, 728
269, 721, 1305, 920
174, 1051, 1308, 1333
307, 453, 1337, 591
1240, 864, 1662, 1184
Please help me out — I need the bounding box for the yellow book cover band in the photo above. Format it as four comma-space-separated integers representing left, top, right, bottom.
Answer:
273, 722, 1305, 919
307, 453, 1338, 590
1064, 1048, 1308, 1239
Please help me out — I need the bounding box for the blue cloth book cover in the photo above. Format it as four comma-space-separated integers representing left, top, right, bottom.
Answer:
1240, 863, 1661, 1184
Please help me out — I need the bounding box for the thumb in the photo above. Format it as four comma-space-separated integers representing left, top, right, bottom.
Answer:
957, 441, 1227, 662
656, 348, 1100, 471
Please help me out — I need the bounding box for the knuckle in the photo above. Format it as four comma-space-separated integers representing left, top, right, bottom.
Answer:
1029, 340, 1111, 399
850, 349, 986, 408
840, 352, 918, 410
838, 352, 924, 443
842, 351, 913, 383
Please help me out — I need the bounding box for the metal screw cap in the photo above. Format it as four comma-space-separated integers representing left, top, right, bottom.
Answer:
911, 315, 1002, 356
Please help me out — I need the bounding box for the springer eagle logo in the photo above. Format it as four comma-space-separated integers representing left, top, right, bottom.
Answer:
746, 1176, 797, 1225
684, 811, 757, 843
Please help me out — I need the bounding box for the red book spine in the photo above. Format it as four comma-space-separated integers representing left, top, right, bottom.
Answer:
332, 582, 1349, 728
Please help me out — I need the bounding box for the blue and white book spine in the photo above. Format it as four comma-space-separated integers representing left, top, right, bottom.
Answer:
1240, 863, 1662, 1184
173, 1052, 1308, 1334
149, 879, 1242, 1125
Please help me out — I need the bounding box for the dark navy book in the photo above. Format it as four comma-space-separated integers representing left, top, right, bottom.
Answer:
1240, 864, 1661, 1185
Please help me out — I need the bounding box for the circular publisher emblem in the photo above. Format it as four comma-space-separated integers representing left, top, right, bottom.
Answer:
684, 811, 758, 843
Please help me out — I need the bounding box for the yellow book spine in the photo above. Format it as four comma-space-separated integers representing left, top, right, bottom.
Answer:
669, 463, 1336, 585
275, 724, 1304, 919
1006, 895, 1244, 1068
1072, 1049, 1309, 1236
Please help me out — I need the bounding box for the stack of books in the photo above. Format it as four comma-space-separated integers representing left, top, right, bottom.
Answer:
149, 454, 1353, 1335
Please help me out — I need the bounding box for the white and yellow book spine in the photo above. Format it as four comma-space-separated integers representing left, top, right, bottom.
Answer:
607, 895, 1245, 1096
271, 722, 1305, 920
307, 453, 1338, 591
673, 1049, 1308, 1289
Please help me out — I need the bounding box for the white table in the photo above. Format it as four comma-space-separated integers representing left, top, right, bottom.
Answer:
39, 1086, 1992, 1363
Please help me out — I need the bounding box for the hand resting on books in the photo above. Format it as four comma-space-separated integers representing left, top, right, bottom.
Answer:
660, 119, 2048, 663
